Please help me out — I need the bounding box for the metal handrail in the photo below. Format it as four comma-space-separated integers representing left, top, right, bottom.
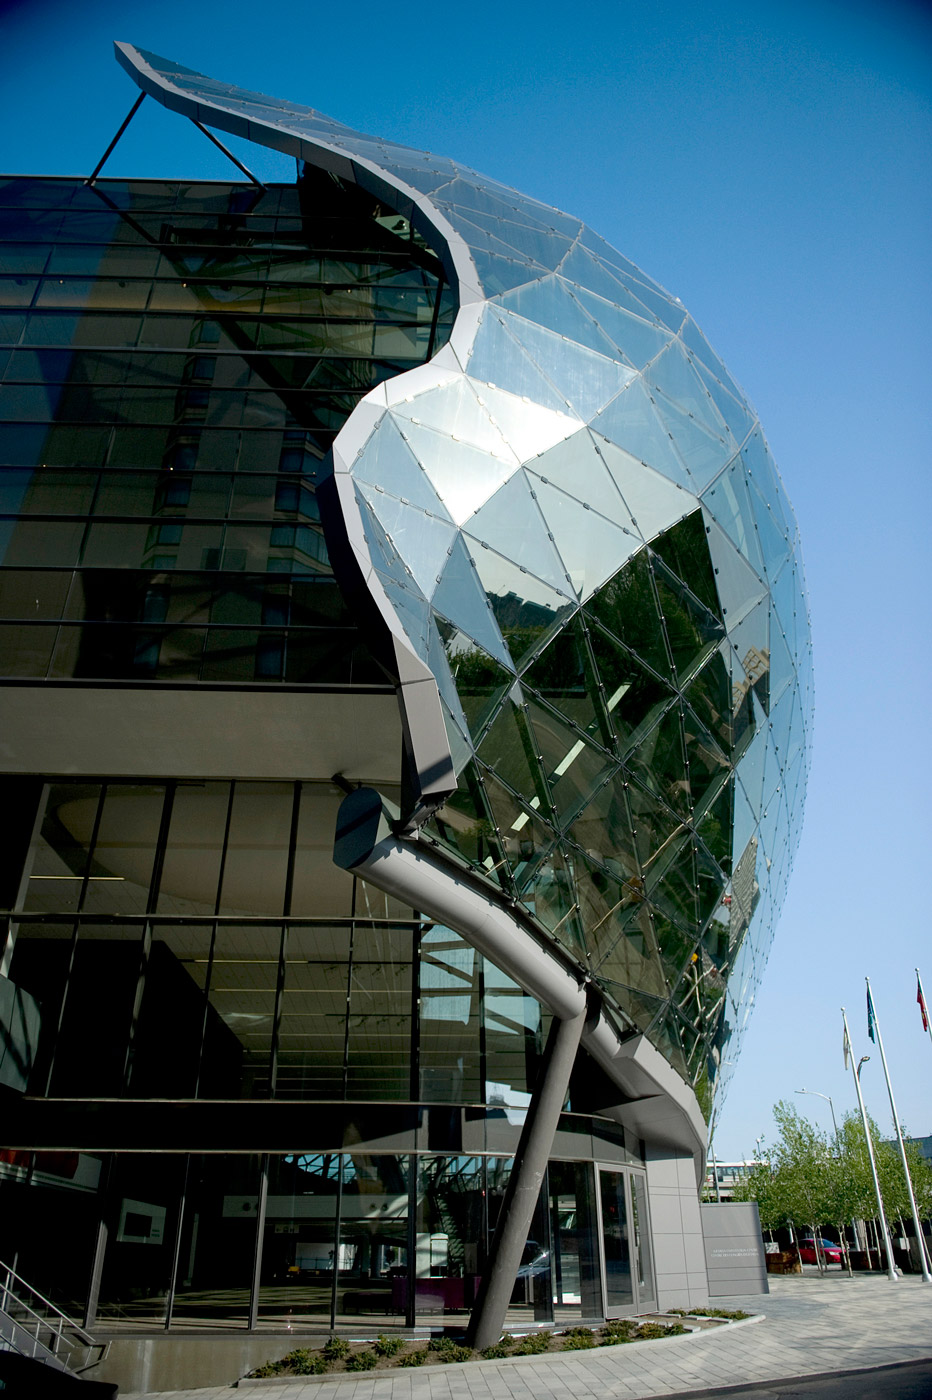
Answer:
0, 1259, 108, 1371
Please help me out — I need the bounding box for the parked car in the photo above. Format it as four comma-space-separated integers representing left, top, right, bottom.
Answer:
799, 1237, 842, 1265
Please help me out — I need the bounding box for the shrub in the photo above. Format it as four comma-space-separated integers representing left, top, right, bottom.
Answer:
427, 1336, 456, 1353
398, 1349, 425, 1367
323, 1336, 350, 1360
561, 1327, 595, 1350
346, 1350, 378, 1371
513, 1332, 549, 1355
636, 1321, 686, 1339
249, 1362, 281, 1378
601, 1319, 637, 1344
480, 1342, 510, 1359
685, 1307, 750, 1320
439, 1344, 474, 1364
374, 1334, 404, 1357
289, 1349, 329, 1376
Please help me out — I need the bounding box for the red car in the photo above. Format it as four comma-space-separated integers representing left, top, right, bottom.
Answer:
799, 1237, 842, 1265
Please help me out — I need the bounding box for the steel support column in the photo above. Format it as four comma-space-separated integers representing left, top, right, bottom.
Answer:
466, 1004, 586, 1352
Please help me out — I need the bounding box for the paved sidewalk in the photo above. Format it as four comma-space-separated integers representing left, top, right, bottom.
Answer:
123, 1274, 932, 1400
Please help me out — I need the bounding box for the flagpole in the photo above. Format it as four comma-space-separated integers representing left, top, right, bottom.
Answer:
843, 1007, 897, 1282
866, 977, 932, 1282
918, 969, 932, 1056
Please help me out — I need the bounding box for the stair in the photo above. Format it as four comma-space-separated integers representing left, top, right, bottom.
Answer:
0, 1259, 114, 1393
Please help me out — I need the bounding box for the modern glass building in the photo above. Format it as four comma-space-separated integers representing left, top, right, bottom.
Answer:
0, 42, 811, 1389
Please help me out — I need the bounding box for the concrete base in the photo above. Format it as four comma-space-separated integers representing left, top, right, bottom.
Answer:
92, 1332, 327, 1396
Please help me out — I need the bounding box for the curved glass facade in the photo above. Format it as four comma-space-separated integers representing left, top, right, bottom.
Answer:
111, 48, 812, 1113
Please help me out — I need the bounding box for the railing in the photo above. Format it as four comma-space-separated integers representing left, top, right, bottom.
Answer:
0, 1259, 109, 1373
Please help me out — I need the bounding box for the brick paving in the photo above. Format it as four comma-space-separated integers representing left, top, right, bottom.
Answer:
122, 1274, 932, 1400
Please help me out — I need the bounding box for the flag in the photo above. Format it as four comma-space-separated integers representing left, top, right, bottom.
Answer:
843, 1021, 851, 1070
867, 985, 876, 1043
919, 976, 929, 1034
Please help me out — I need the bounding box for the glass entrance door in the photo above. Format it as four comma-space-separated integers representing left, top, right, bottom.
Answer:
596, 1166, 655, 1316
629, 1171, 656, 1312
597, 1169, 633, 1314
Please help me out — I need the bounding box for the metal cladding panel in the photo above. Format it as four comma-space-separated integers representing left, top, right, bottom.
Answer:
115, 45, 812, 1116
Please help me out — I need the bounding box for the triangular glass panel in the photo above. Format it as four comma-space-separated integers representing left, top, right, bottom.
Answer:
591, 433, 694, 552
747, 472, 792, 583
454, 210, 573, 272
649, 908, 700, 994
533, 476, 643, 601
353, 412, 452, 519
740, 431, 792, 540
568, 771, 639, 882
356, 484, 457, 597
694, 838, 729, 933
592, 380, 693, 491
769, 554, 798, 660
575, 864, 667, 996
470, 246, 550, 298
576, 226, 652, 282
585, 621, 676, 757
688, 351, 756, 446
595, 982, 665, 1037
646, 342, 732, 439
728, 599, 771, 715
432, 533, 513, 670
683, 649, 733, 757
466, 305, 575, 413
768, 609, 795, 710
431, 763, 503, 876
398, 419, 521, 527
390, 379, 515, 459
625, 773, 685, 882
476, 695, 550, 813
650, 1009, 690, 1079
645, 837, 699, 935
695, 777, 734, 876
615, 278, 686, 334
583, 548, 673, 683
441, 636, 512, 747
761, 730, 783, 814
735, 715, 767, 822
528, 431, 638, 531
378, 573, 431, 658
522, 615, 609, 745
502, 311, 636, 419
682, 707, 732, 819
471, 546, 577, 673
525, 693, 617, 827
464, 469, 576, 597
646, 387, 735, 493
679, 315, 745, 403
701, 459, 766, 577
479, 767, 559, 894
627, 701, 691, 820
496, 274, 620, 359
648, 508, 721, 618
464, 378, 582, 462
703, 515, 768, 628
354, 487, 412, 591
440, 176, 580, 233
557, 243, 662, 322
652, 553, 725, 685
438, 691, 476, 778
570, 284, 672, 368
519, 843, 587, 964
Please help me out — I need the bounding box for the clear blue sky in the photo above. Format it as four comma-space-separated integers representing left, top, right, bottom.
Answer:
3, 0, 931, 1159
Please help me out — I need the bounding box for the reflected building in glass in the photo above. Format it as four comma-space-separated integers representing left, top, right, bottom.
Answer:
0, 42, 811, 1384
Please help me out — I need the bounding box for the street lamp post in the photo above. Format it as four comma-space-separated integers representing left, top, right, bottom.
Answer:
795, 1087, 839, 1140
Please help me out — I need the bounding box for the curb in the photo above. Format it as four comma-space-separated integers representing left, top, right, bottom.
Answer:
233, 1314, 765, 1388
